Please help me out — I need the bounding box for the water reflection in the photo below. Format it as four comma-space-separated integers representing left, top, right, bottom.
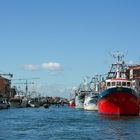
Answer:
98, 114, 140, 140
99, 114, 140, 121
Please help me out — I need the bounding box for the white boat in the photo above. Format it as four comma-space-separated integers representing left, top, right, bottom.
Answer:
28, 98, 40, 107
84, 93, 98, 111
75, 92, 85, 109
83, 74, 102, 111
75, 77, 91, 109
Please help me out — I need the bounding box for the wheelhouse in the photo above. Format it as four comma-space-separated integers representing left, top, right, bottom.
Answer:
105, 78, 132, 89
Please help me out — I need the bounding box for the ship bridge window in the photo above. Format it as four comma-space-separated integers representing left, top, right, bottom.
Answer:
117, 82, 121, 86
112, 82, 115, 86
107, 82, 111, 87
122, 82, 126, 86
127, 82, 131, 86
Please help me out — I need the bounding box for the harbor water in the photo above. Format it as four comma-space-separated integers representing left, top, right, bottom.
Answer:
0, 106, 140, 140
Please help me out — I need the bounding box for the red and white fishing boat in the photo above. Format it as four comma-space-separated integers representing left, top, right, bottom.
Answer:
69, 98, 75, 107
98, 52, 140, 115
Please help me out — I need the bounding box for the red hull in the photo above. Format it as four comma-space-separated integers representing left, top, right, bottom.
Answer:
69, 103, 75, 107
98, 91, 139, 115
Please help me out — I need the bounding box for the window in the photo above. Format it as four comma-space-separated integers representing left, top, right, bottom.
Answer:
127, 82, 131, 86
107, 82, 111, 86
117, 82, 121, 86
112, 82, 115, 86
122, 82, 126, 86
89, 99, 97, 103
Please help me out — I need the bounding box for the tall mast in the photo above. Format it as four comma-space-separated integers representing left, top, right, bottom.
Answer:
107, 51, 126, 79
113, 51, 126, 78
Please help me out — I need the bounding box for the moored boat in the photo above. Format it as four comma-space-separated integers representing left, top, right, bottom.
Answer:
69, 98, 75, 107
0, 98, 10, 109
28, 98, 40, 107
75, 77, 91, 109
9, 95, 28, 108
84, 93, 98, 111
75, 91, 85, 109
98, 52, 140, 115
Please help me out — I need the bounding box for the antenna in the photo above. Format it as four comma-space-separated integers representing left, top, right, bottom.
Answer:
112, 51, 124, 63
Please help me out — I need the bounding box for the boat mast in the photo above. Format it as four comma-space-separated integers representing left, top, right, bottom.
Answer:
107, 52, 126, 79
113, 52, 124, 78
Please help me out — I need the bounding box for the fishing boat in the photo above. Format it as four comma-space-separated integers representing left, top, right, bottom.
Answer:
83, 75, 100, 111
75, 77, 91, 109
69, 98, 75, 107
69, 91, 75, 107
98, 52, 140, 115
75, 91, 85, 109
84, 92, 98, 111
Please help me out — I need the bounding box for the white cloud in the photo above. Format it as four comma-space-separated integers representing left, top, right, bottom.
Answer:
23, 64, 39, 71
41, 62, 62, 71
22, 62, 62, 74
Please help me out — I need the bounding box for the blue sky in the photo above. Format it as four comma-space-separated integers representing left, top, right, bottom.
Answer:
0, 0, 140, 98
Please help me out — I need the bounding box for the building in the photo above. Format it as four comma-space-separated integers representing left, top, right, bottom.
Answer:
128, 65, 140, 79
127, 64, 140, 92
0, 76, 11, 98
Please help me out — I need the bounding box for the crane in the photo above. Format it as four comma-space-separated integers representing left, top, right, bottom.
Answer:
12, 77, 40, 96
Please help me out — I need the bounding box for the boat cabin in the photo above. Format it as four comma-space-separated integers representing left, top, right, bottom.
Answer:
105, 78, 132, 89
